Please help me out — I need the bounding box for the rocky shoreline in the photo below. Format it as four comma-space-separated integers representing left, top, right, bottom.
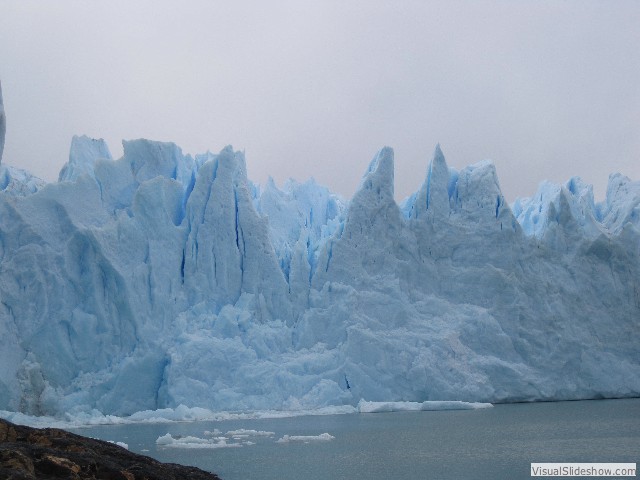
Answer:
0, 418, 221, 479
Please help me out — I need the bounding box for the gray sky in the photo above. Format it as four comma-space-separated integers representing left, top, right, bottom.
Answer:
0, 1, 638, 202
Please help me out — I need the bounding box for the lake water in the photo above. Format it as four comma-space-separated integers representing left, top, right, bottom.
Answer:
70, 399, 639, 480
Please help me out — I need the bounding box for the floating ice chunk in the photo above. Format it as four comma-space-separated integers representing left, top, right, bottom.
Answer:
276, 433, 335, 443
107, 440, 129, 450
357, 400, 493, 413
157, 434, 214, 446
156, 433, 241, 449
225, 429, 275, 437
155, 433, 177, 445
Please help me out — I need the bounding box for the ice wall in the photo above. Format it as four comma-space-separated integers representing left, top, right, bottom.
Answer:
0, 137, 638, 417
0, 81, 6, 164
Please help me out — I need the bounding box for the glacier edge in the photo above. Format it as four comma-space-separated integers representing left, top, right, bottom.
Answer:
0, 137, 638, 418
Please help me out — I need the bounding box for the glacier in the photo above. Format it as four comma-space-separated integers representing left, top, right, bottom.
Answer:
0, 134, 638, 419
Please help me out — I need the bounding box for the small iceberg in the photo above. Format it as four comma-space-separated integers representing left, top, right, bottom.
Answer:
156, 433, 242, 449
276, 433, 335, 443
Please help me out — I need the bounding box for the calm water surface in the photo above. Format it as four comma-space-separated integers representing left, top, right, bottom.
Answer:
71, 399, 640, 480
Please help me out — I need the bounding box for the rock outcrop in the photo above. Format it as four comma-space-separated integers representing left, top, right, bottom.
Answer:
0, 418, 221, 480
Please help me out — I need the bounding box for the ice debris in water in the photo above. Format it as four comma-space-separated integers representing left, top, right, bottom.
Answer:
276, 433, 335, 443
156, 433, 242, 449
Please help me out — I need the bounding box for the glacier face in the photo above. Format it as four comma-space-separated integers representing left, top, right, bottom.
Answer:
0, 135, 639, 417
0, 81, 5, 164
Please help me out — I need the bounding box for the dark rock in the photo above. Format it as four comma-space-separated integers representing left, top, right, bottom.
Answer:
0, 418, 222, 479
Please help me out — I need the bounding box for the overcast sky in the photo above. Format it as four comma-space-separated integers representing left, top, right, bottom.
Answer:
1, 1, 638, 202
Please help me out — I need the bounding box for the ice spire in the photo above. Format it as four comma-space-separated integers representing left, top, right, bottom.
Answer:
411, 144, 450, 220
357, 146, 395, 200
